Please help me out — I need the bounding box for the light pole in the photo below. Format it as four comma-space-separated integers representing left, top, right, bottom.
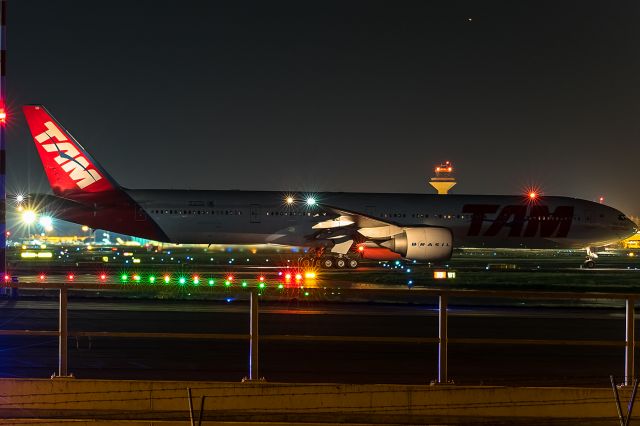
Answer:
0, 0, 7, 278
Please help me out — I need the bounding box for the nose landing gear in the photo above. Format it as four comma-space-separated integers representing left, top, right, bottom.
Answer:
582, 247, 598, 268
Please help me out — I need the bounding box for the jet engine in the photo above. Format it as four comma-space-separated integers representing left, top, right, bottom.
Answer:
380, 227, 453, 262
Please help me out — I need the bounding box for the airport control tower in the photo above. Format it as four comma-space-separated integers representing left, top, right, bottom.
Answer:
429, 161, 457, 194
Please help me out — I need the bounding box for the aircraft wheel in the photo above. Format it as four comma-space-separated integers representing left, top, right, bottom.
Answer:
348, 258, 359, 268
335, 258, 347, 268
300, 257, 312, 268
583, 260, 596, 269
321, 258, 334, 268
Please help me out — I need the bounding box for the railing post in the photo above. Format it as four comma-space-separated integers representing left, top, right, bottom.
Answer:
58, 286, 69, 377
626, 297, 635, 386
249, 289, 259, 381
438, 293, 448, 384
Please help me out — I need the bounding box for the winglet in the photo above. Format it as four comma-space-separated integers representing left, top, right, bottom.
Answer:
22, 105, 119, 196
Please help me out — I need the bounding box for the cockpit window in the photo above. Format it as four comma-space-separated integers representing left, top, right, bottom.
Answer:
619, 214, 627, 221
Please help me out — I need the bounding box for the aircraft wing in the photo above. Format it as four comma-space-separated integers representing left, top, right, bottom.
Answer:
310, 204, 405, 253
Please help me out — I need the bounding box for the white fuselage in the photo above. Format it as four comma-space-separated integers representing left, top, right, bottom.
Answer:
127, 190, 637, 249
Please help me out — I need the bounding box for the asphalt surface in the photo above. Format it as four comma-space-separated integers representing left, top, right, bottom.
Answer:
0, 297, 631, 387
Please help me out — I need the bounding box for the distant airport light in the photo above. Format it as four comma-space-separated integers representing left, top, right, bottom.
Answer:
22, 210, 37, 225
285, 196, 294, 205
599, 196, 605, 204
306, 197, 316, 206
285, 273, 292, 280
0, 109, 7, 124
15, 194, 24, 203
528, 192, 538, 200
3, 274, 9, 282
39, 216, 53, 229
304, 271, 316, 279
295, 273, 302, 281
434, 271, 447, 279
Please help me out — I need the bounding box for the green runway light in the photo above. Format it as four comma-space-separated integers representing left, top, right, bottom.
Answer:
178, 276, 186, 285
193, 276, 200, 285
208, 279, 215, 286
258, 282, 265, 289
164, 275, 171, 284
224, 280, 231, 287
121, 274, 128, 282
149, 276, 156, 284
304, 291, 309, 297
278, 284, 284, 289
133, 274, 141, 282
241, 281, 247, 288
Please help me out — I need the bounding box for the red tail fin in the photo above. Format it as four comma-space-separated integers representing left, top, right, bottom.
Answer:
22, 105, 118, 195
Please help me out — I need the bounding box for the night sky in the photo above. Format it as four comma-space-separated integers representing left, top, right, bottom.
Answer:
6, 1, 640, 215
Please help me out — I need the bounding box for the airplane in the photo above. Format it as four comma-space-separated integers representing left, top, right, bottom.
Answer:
21, 105, 638, 269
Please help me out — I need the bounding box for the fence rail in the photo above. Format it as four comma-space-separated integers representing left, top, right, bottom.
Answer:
0, 282, 637, 385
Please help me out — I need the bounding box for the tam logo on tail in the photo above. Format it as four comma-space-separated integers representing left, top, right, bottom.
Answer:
34, 121, 102, 189
23, 105, 117, 195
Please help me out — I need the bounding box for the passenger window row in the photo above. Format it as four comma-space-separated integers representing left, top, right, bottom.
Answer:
151, 210, 242, 215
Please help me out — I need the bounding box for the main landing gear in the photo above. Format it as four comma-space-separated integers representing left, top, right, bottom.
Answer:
298, 253, 359, 269
582, 247, 598, 269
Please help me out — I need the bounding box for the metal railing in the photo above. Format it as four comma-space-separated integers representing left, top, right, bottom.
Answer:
0, 283, 637, 385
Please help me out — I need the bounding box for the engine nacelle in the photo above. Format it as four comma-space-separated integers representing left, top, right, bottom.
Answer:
381, 227, 453, 262
359, 246, 403, 261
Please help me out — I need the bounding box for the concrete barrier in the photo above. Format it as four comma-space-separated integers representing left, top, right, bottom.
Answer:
0, 378, 630, 425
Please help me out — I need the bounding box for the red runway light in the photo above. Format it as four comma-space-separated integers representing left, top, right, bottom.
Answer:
39, 274, 46, 281
226, 275, 234, 282
258, 275, 265, 282
99, 273, 107, 281
67, 274, 75, 281
3, 274, 9, 282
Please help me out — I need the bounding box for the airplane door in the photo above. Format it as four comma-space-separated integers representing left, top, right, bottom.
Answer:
365, 206, 376, 218
135, 206, 147, 222
250, 204, 261, 223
